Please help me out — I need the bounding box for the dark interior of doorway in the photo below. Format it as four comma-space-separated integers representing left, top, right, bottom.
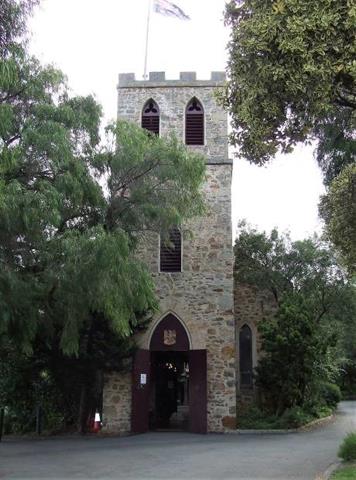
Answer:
149, 351, 189, 431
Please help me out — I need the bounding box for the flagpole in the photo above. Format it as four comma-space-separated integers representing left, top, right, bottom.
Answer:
143, 0, 152, 80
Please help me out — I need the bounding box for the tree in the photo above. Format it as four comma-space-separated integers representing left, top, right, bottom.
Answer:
0, 0, 38, 55
223, 0, 355, 274
319, 164, 356, 275
223, 0, 355, 165
312, 106, 355, 274
0, 1, 205, 351
234, 225, 356, 413
0, 0, 206, 432
234, 224, 349, 310
314, 108, 355, 188
0, 314, 144, 433
256, 294, 337, 414
335, 285, 356, 397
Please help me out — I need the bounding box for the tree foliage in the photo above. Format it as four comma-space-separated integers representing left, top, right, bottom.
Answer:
234, 224, 348, 310
256, 294, 336, 414
0, 0, 206, 432
0, 4, 205, 354
223, 0, 355, 164
234, 225, 356, 413
314, 108, 355, 187
0, 0, 38, 56
319, 164, 356, 275
0, 314, 141, 433
224, 0, 356, 275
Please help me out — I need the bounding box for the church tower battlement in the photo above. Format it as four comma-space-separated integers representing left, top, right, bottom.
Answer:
102, 71, 236, 434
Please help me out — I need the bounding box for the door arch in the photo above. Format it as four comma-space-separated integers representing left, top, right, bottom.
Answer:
131, 313, 207, 434
150, 313, 190, 351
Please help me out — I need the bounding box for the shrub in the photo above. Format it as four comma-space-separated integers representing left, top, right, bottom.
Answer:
320, 382, 342, 408
280, 406, 313, 428
237, 405, 282, 429
338, 432, 356, 461
305, 402, 333, 419
341, 384, 356, 400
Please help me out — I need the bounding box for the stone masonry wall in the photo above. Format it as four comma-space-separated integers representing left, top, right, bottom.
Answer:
116, 71, 228, 163
134, 164, 236, 432
102, 72, 236, 433
234, 282, 278, 404
102, 372, 131, 434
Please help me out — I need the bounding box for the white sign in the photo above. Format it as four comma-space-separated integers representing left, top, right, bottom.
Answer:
140, 373, 147, 385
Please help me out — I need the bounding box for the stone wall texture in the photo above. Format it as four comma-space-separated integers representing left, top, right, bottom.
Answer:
234, 282, 278, 405
102, 72, 236, 433
116, 72, 228, 163
102, 371, 132, 434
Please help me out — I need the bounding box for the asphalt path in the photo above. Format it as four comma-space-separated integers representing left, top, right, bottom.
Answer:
1, 401, 355, 480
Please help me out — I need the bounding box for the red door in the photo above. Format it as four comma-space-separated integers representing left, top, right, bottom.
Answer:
131, 349, 151, 433
189, 349, 207, 433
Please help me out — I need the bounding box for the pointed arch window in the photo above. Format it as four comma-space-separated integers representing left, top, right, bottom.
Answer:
239, 324, 253, 387
185, 98, 204, 145
142, 99, 160, 135
160, 227, 182, 273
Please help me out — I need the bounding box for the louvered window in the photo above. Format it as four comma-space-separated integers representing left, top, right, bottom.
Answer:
160, 227, 182, 273
239, 324, 253, 387
185, 97, 204, 145
142, 99, 159, 135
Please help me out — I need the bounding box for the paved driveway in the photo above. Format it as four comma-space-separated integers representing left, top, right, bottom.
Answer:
1, 401, 355, 480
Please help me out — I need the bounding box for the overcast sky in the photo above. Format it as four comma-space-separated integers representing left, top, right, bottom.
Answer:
28, 0, 325, 240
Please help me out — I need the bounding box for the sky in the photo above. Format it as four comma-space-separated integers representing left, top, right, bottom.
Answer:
28, 0, 325, 240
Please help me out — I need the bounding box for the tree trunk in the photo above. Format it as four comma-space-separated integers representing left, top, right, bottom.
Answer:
78, 382, 89, 434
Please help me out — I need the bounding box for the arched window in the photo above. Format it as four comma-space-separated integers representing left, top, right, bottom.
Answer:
185, 98, 204, 145
142, 99, 160, 135
160, 227, 182, 273
239, 324, 253, 387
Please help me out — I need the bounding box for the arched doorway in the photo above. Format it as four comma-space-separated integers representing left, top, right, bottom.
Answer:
150, 314, 190, 430
131, 314, 207, 434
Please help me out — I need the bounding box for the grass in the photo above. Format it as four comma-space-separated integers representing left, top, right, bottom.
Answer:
331, 464, 356, 479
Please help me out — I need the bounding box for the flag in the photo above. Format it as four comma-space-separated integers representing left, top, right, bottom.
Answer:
153, 0, 190, 20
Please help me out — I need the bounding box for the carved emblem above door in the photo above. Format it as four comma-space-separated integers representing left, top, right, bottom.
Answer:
150, 314, 189, 351
163, 329, 176, 346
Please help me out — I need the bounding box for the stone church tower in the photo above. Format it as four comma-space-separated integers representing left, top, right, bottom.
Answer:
102, 71, 236, 434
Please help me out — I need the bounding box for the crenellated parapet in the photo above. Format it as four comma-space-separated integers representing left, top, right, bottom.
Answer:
118, 71, 226, 88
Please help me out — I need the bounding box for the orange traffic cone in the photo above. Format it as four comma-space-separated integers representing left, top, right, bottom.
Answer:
93, 411, 101, 433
